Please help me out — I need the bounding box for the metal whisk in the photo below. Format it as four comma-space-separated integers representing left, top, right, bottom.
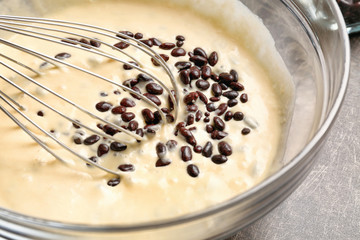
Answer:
0, 15, 179, 176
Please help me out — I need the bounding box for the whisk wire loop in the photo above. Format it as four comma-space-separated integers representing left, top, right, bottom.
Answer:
0, 15, 179, 176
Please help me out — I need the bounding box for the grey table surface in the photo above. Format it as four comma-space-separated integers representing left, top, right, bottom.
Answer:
232, 36, 360, 240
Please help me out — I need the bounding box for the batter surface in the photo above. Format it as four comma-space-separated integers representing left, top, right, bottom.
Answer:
0, 0, 294, 224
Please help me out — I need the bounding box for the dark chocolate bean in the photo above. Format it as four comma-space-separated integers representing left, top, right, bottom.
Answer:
224, 111, 233, 121
156, 142, 167, 158
156, 158, 171, 167
206, 102, 216, 112
218, 141, 232, 156
137, 73, 153, 82
196, 91, 208, 104
37, 110, 44, 117
55, 52, 71, 60
196, 79, 210, 90
228, 99, 238, 107
210, 97, 220, 102
123, 61, 138, 70
211, 155, 228, 164
97, 144, 109, 157
213, 116, 225, 131
206, 125, 214, 133
121, 98, 136, 108
223, 90, 239, 99
183, 92, 199, 105
229, 82, 244, 91
128, 120, 139, 131
208, 51, 218, 66
121, 112, 135, 122
175, 61, 191, 70
159, 42, 176, 50
96, 101, 112, 112
111, 106, 126, 115
181, 146, 192, 162
211, 83, 222, 97
233, 111, 244, 121
189, 66, 201, 80
114, 41, 129, 49
134, 32, 143, 39
153, 111, 162, 124
84, 135, 100, 145
190, 55, 208, 67
107, 178, 120, 187
186, 114, 195, 126
195, 110, 203, 122
103, 125, 118, 136
218, 73, 235, 85
216, 103, 228, 116
136, 128, 144, 142
100, 92, 108, 97
171, 47, 186, 57
242, 128, 251, 135
146, 83, 163, 95
110, 142, 127, 151
90, 39, 101, 48
118, 164, 135, 172
205, 112, 210, 117
240, 93, 248, 103
73, 136, 82, 145
230, 69, 239, 82
201, 65, 211, 80
142, 108, 155, 124
179, 69, 190, 85
144, 93, 162, 106
187, 164, 199, 177
176, 35, 185, 41
204, 117, 210, 123
202, 141, 213, 157
193, 47, 207, 58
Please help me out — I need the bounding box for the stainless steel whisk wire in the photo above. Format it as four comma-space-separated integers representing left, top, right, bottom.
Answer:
0, 15, 179, 176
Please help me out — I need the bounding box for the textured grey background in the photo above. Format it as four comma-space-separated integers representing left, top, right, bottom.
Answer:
231, 36, 360, 240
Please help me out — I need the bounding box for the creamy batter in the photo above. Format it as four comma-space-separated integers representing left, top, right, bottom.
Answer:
0, 0, 294, 224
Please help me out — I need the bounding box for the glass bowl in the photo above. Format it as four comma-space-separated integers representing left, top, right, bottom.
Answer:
0, 0, 350, 239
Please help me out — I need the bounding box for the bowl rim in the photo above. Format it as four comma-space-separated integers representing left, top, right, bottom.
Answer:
0, 0, 351, 234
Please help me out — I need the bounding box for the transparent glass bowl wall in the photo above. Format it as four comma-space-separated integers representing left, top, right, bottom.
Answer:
0, 0, 349, 239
